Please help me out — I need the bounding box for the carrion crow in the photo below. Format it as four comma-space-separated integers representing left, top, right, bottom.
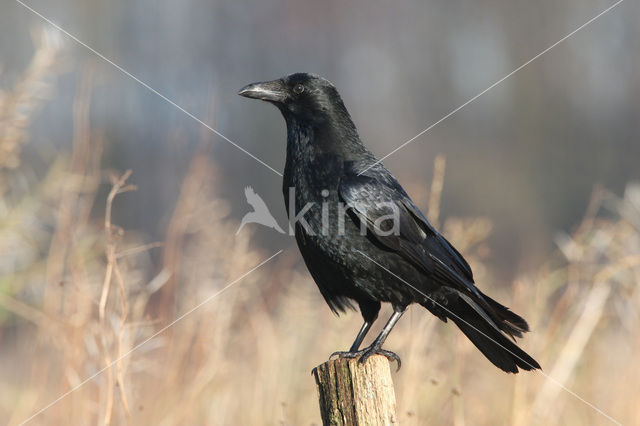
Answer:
239, 73, 540, 373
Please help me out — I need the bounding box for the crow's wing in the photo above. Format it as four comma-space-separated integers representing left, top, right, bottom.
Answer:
339, 173, 532, 340
339, 173, 488, 304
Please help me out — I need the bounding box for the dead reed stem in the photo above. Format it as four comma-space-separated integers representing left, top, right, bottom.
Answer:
532, 254, 640, 423
427, 154, 446, 228
100, 170, 136, 424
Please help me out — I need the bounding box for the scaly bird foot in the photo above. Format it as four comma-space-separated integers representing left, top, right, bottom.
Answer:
329, 346, 402, 371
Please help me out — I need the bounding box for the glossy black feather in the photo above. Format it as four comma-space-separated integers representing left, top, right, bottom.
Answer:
241, 72, 540, 373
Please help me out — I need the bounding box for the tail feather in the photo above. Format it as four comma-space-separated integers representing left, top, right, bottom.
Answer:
480, 291, 530, 339
423, 296, 541, 373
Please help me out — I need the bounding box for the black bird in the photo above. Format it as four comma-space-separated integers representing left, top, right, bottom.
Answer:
239, 73, 540, 373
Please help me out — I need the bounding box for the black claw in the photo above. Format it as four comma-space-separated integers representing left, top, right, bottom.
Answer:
358, 348, 402, 371
380, 350, 402, 371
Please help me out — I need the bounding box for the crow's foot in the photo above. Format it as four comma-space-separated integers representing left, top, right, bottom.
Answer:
329, 346, 401, 371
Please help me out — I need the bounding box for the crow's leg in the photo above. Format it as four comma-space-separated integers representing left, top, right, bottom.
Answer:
330, 299, 380, 357
358, 306, 405, 368
332, 305, 406, 370
329, 320, 373, 360
349, 320, 374, 352
350, 299, 381, 351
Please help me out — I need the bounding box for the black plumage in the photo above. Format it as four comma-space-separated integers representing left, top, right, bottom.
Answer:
239, 73, 540, 373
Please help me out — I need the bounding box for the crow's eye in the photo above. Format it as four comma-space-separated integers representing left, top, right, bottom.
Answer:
293, 83, 305, 94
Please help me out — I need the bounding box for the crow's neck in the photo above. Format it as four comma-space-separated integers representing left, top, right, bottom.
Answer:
283, 113, 367, 164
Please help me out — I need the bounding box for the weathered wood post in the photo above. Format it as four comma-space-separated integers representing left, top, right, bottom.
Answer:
312, 355, 398, 425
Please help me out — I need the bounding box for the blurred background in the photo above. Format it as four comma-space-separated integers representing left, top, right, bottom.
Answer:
1, 0, 639, 424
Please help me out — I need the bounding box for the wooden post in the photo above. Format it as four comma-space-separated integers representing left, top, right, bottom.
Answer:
312, 355, 398, 426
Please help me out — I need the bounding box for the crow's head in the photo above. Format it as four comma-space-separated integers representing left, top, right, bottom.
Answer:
239, 73, 349, 125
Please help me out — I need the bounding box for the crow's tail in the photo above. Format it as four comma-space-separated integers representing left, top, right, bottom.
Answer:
423, 295, 541, 373
479, 291, 531, 339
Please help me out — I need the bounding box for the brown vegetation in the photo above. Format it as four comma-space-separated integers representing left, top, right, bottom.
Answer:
2, 34, 639, 426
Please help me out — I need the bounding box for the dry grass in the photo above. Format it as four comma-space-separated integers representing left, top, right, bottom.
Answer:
2, 41, 640, 426
0, 29, 63, 171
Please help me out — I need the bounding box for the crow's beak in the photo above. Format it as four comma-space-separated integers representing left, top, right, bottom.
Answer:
238, 80, 287, 103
